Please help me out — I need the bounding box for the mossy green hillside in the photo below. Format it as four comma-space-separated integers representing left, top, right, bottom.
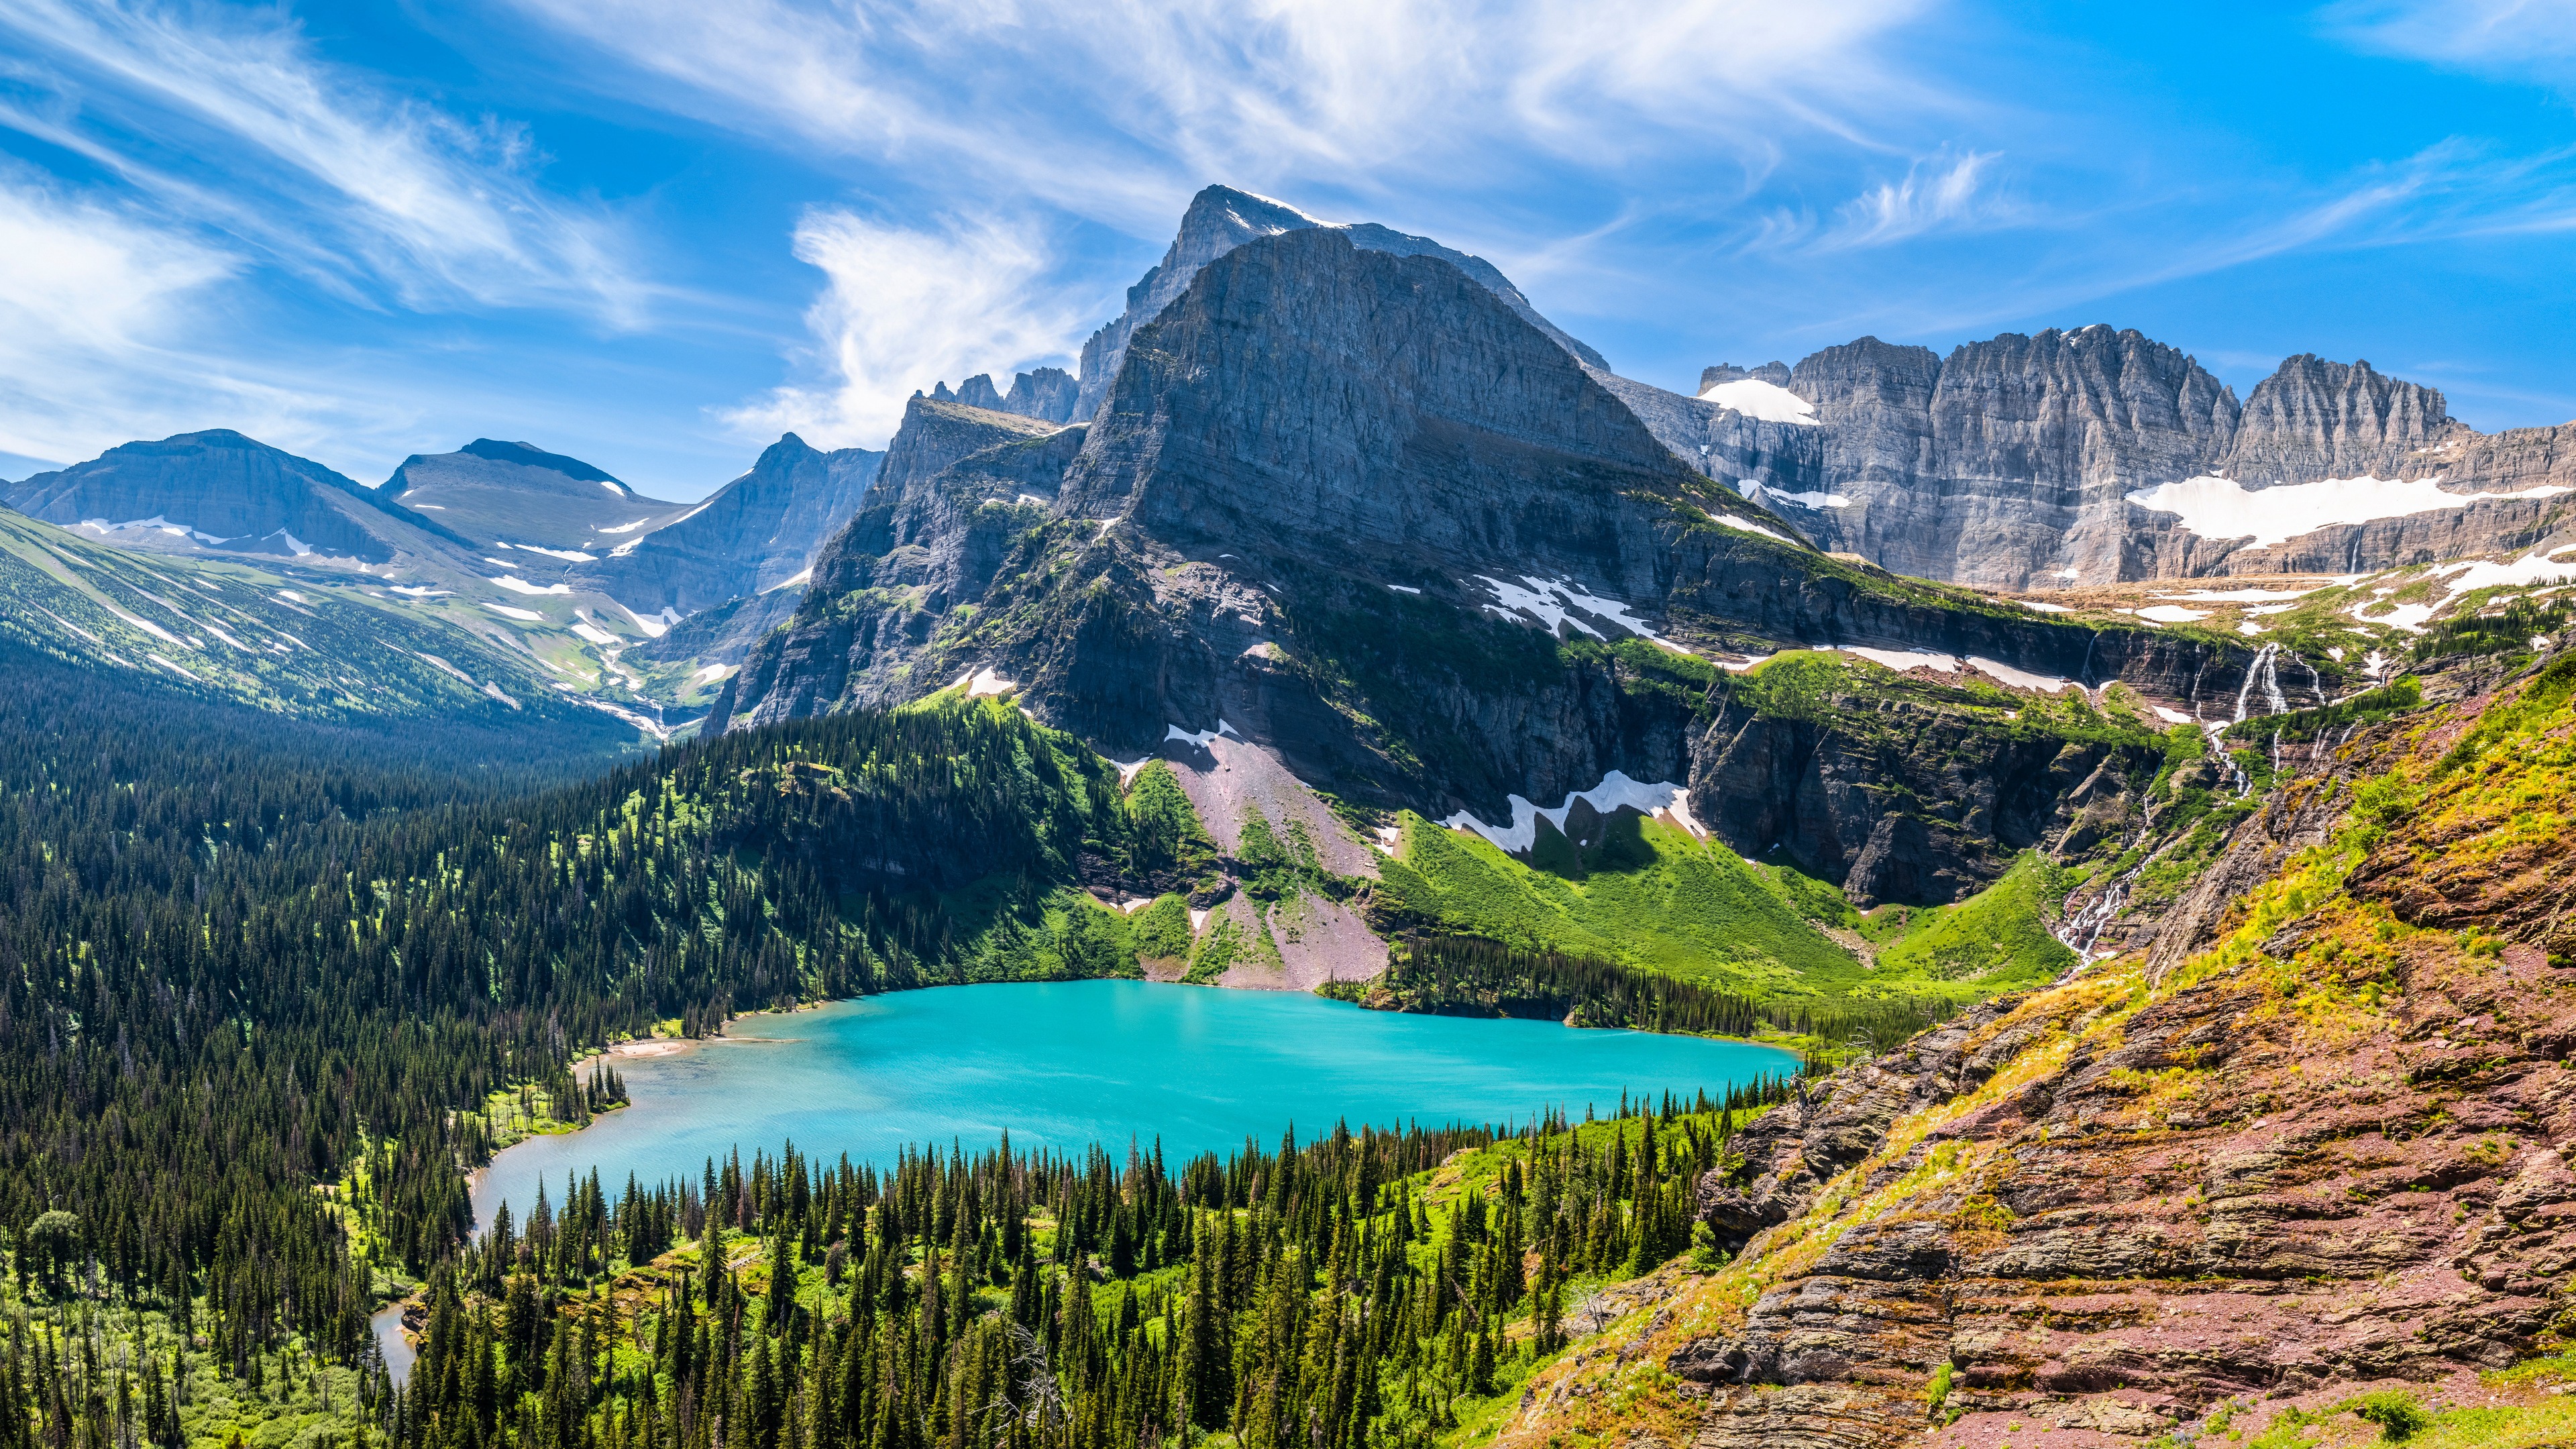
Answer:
1858, 852, 2079, 998
1372, 809, 1868, 999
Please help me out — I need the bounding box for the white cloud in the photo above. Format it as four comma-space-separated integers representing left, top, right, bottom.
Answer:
0, 0, 650, 323
503, 0, 1934, 235
2329, 1, 2576, 85
720, 211, 1086, 449
0, 170, 409, 466
1822, 151, 2006, 249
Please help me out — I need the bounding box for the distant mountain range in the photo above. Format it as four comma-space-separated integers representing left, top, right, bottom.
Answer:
10, 181, 2574, 760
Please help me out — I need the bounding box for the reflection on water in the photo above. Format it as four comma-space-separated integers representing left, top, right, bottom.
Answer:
371, 1304, 415, 1388
473, 980, 1799, 1232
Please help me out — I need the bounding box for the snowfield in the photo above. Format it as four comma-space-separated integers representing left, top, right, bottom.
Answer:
2127, 474, 2570, 548
1698, 378, 1819, 426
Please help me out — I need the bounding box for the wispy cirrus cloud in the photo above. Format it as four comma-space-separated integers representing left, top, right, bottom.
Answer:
0, 0, 651, 323
0, 168, 411, 467
720, 210, 1088, 449
1820, 150, 2012, 249
502, 0, 1939, 235
2326, 0, 2576, 87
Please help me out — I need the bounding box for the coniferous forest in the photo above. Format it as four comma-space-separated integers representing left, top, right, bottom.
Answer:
0, 639, 1805, 1449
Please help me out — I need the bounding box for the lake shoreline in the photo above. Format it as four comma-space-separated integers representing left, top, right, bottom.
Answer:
469, 979, 1796, 1236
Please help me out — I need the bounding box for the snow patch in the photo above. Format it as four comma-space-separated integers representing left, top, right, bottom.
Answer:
1110, 757, 1152, 786
571, 622, 618, 645
1717, 653, 1774, 674
2152, 706, 2193, 724
1760, 488, 1850, 510
1709, 513, 1792, 544
144, 652, 198, 680
2439, 549, 2576, 600
576, 697, 672, 742
595, 517, 658, 535
484, 602, 544, 621
1965, 656, 2079, 693
1164, 720, 1242, 749
1471, 574, 1668, 644
278, 590, 309, 604
489, 576, 574, 596
598, 480, 628, 496
2130, 604, 2210, 623
2019, 600, 2074, 614
498, 541, 598, 563
1387, 584, 1421, 594
1843, 646, 1961, 674
480, 681, 522, 709
388, 585, 450, 598
1440, 770, 1705, 854
763, 567, 813, 594
604, 600, 672, 637
2127, 474, 2571, 549
1698, 378, 1819, 425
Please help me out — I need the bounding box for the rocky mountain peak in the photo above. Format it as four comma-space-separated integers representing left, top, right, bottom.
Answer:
455, 438, 624, 486
3, 428, 440, 564
1071, 183, 1607, 421
2221, 352, 2455, 484
925, 368, 1081, 425
1061, 225, 1674, 584
1701, 362, 1791, 389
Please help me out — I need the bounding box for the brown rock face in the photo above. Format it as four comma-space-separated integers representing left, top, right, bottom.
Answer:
1631, 700, 2576, 1447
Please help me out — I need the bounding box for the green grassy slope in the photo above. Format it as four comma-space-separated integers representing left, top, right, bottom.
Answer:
1858, 851, 2080, 1000
1371, 809, 1866, 998
0, 510, 647, 739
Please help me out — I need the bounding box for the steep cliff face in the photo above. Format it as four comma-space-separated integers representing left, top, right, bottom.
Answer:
572, 433, 881, 616
1687, 665, 2163, 907
378, 439, 684, 551
1503, 656, 2576, 1448
4, 429, 464, 564
1605, 330, 2572, 586
1069, 184, 1607, 421
1897, 327, 2238, 588
714, 400, 1072, 727
2221, 354, 2452, 484
722, 224, 2237, 906
930, 367, 1080, 423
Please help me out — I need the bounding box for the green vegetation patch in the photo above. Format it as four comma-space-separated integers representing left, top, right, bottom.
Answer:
1372, 810, 1864, 998
1860, 852, 2080, 994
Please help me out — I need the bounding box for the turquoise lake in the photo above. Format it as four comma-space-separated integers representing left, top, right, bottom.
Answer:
469, 981, 1799, 1230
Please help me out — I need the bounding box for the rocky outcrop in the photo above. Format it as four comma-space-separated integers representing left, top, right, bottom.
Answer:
2222, 354, 2451, 485
1069, 184, 1606, 421
572, 433, 881, 616
934, 368, 1079, 424
1603, 330, 2573, 587
5, 429, 466, 564
378, 438, 684, 551
1495, 679, 2576, 1448
713, 401, 1072, 728
1668, 902, 2576, 1446
724, 219, 2239, 866
1703, 362, 1792, 389
1688, 681, 2162, 906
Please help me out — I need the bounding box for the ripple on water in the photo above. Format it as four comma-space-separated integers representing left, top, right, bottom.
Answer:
471, 980, 1799, 1230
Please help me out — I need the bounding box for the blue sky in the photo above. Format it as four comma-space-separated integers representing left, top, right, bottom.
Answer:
3, 0, 2574, 499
